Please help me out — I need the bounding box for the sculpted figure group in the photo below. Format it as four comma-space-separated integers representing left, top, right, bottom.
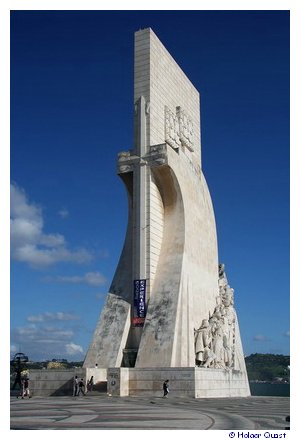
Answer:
194, 264, 236, 369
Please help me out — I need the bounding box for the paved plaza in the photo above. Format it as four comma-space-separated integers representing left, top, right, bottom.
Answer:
10, 395, 290, 430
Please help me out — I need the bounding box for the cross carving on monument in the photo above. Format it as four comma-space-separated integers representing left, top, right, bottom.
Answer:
117, 96, 167, 284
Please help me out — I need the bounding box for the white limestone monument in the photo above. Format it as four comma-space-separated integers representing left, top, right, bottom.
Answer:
84, 28, 250, 398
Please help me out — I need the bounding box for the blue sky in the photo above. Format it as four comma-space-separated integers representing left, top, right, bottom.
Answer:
9, 10, 290, 361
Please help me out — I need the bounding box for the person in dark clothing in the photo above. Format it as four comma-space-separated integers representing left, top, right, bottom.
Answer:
78, 378, 85, 396
87, 376, 94, 392
163, 380, 169, 397
12, 370, 22, 391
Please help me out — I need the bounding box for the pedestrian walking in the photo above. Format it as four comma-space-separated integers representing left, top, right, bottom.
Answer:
73, 375, 79, 397
163, 379, 169, 398
21, 377, 31, 398
12, 370, 22, 391
24, 377, 31, 398
78, 378, 85, 396
87, 376, 94, 392
17, 378, 25, 399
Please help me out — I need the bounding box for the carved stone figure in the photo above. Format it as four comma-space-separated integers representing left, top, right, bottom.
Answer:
194, 263, 238, 369
201, 345, 216, 368
223, 285, 234, 307
194, 319, 211, 366
211, 321, 225, 368
222, 307, 234, 367
218, 263, 225, 278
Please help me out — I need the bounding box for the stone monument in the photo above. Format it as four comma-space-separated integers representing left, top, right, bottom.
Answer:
84, 28, 250, 398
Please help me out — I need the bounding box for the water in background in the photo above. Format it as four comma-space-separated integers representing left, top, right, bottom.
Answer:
249, 382, 290, 397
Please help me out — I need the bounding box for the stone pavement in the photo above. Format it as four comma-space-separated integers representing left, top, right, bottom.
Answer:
10, 395, 290, 430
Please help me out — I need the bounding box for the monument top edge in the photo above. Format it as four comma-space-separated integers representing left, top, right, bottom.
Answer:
134, 27, 199, 96
134, 27, 153, 35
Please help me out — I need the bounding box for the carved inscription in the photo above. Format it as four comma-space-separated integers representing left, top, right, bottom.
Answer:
165, 106, 181, 150
176, 107, 194, 151
165, 106, 194, 152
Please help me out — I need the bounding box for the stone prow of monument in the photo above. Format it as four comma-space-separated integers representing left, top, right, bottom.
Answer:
83, 28, 250, 398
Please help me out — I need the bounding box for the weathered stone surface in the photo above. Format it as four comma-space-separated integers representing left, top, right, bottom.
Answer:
106, 367, 250, 398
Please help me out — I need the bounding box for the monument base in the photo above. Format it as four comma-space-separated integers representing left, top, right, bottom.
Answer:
28, 366, 250, 398
107, 367, 251, 398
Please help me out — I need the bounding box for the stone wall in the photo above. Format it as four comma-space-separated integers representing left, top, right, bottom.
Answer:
29, 368, 107, 397
195, 368, 250, 398
107, 367, 250, 398
29, 366, 249, 398
29, 368, 85, 397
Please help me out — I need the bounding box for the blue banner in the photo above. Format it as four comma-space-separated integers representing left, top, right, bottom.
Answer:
133, 279, 146, 326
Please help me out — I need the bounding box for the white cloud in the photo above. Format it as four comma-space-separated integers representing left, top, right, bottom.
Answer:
11, 323, 83, 360
10, 183, 93, 268
56, 271, 107, 287
11, 184, 40, 222
253, 334, 270, 341
27, 312, 80, 323
65, 343, 84, 356
12, 324, 73, 344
